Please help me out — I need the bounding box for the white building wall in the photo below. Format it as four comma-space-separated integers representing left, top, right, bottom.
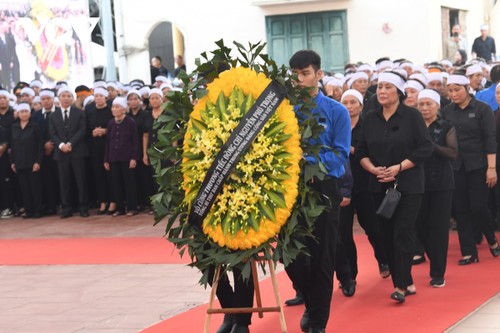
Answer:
117, 0, 487, 83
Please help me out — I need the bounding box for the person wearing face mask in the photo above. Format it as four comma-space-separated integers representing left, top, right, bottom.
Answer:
415, 89, 457, 287
356, 71, 433, 303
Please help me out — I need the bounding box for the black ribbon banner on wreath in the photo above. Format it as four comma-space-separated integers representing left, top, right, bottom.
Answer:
188, 80, 287, 230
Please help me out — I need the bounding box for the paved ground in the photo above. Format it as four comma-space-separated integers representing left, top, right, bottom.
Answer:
0, 213, 499, 333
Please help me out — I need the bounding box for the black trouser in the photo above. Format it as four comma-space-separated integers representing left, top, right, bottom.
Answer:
90, 149, 113, 204
285, 177, 341, 329
41, 154, 59, 213
207, 265, 255, 326
337, 191, 387, 281
454, 167, 498, 257
335, 204, 355, 285
375, 192, 422, 290
135, 162, 150, 207
57, 157, 87, 214
416, 190, 452, 279
110, 161, 137, 212
0, 153, 14, 210
17, 168, 42, 215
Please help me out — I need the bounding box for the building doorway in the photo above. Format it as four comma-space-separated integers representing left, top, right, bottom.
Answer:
266, 10, 349, 74
148, 22, 185, 81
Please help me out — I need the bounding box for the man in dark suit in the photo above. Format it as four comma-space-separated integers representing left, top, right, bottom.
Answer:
33, 89, 60, 215
49, 87, 89, 218
0, 20, 19, 91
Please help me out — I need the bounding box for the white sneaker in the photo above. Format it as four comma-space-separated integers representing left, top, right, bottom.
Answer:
0, 209, 14, 219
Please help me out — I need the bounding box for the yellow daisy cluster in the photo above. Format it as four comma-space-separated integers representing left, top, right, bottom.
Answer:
182, 67, 301, 250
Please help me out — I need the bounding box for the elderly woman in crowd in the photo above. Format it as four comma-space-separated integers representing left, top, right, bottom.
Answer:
10, 103, 43, 218
403, 78, 426, 109
442, 73, 500, 264
339, 89, 389, 289
357, 71, 433, 303
87, 87, 114, 214
127, 89, 153, 213
104, 97, 139, 217
415, 89, 457, 287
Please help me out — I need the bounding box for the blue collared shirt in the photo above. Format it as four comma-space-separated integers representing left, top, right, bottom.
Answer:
475, 83, 498, 112
296, 91, 351, 178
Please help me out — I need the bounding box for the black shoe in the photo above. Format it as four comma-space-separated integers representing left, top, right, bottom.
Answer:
390, 291, 405, 303
309, 328, 326, 333
489, 242, 500, 257
340, 280, 356, 297
230, 324, 249, 333
32, 213, 43, 219
378, 263, 390, 279
285, 291, 304, 306
300, 309, 310, 332
97, 209, 107, 215
22, 213, 33, 219
430, 278, 445, 288
216, 314, 234, 333
60, 211, 73, 219
412, 255, 426, 265
80, 210, 89, 217
458, 255, 479, 265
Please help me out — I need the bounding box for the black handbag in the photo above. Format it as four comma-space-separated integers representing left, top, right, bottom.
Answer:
376, 179, 401, 220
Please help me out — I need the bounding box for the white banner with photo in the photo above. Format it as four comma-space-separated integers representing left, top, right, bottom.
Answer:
0, 0, 93, 91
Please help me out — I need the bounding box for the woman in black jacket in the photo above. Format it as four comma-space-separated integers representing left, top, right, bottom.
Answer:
357, 71, 433, 303
415, 89, 457, 288
10, 103, 43, 218
442, 73, 500, 264
87, 87, 114, 214
339, 89, 389, 286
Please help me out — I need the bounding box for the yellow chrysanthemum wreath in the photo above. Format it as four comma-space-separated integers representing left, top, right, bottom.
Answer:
182, 67, 302, 250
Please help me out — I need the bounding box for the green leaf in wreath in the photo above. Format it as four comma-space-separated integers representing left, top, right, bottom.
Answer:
265, 121, 287, 137
257, 200, 276, 222
221, 212, 231, 235
249, 210, 259, 232
264, 189, 287, 209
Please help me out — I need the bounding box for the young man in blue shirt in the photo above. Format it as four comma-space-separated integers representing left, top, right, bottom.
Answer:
285, 50, 351, 333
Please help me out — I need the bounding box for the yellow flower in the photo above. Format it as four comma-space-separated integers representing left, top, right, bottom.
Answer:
183, 67, 302, 250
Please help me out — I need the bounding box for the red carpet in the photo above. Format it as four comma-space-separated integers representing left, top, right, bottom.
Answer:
141, 232, 500, 333
0, 237, 190, 265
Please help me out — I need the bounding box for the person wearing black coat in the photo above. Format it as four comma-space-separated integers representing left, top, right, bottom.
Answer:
0, 90, 16, 218
357, 71, 433, 304
10, 104, 43, 218
127, 90, 152, 212
32, 89, 59, 215
49, 88, 89, 218
442, 74, 500, 264
86, 88, 114, 214
415, 89, 458, 288
340, 89, 389, 283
